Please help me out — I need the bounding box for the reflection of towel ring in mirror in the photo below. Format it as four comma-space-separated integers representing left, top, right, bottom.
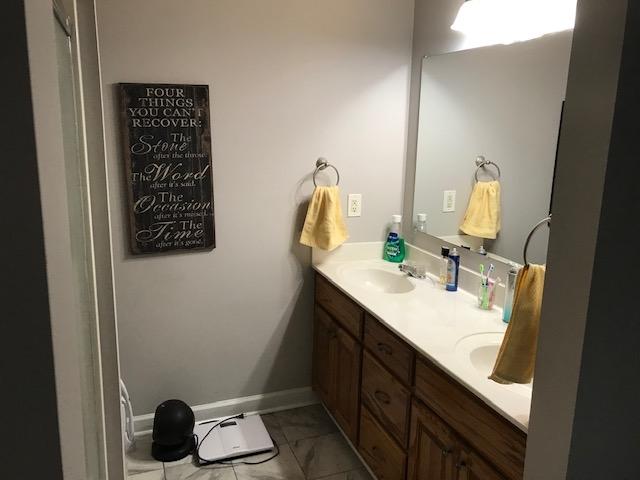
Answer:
474, 155, 501, 182
313, 157, 340, 187
523, 214, 552, 265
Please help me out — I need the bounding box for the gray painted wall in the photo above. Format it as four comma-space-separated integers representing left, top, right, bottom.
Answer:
96, 0, 414, 415
413, 32, 571, 263
526, 0, 640, 478
565, 3, 640, 475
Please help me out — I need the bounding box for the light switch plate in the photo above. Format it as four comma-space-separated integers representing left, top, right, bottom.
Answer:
348, 194, 362, 217
443, 190, 456, 212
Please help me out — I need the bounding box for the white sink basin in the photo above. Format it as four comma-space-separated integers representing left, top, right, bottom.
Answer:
338, 267, 415, 294
455, 332, 532, 396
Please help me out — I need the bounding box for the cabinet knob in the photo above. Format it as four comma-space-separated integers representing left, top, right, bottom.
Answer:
376, 342, 392, 355
441, 447, 452, 457
374, 390, 391, 405
456, 461, 469, 480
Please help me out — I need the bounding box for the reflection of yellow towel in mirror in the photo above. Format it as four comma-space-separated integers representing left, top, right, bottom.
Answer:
490, 264, 545, 384
300, 186, 349, 251
459, 180, 501, 239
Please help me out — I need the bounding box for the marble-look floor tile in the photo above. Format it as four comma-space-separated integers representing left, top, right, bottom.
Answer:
260, 413, 287, 446
290, 433, 361, 480
315, 469, 373, 480
129, 461, 236, 480
233, 444, 305, 480
272, 404, 336, 443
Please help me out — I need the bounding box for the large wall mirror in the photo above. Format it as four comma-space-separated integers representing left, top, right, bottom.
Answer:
413, 31, 572, 265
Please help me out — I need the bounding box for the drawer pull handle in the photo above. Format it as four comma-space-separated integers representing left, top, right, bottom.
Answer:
376, 342, 393, 355
374, 390, 391, 404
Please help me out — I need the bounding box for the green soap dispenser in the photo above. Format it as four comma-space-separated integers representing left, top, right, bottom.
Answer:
383, 215, 406, 263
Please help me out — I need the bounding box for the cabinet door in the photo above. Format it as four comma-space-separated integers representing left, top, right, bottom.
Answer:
332, 325, 362, 443
455, 448, 506, 480
313, 307, 337, 406
408, 400, 457, 480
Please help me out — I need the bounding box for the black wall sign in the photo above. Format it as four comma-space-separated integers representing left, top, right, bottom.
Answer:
119, 83, 215, 254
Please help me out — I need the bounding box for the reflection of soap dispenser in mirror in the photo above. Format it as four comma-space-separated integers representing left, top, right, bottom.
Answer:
503, 262, 521, 323
414, 213, 427, 234
383, 215, 406, 263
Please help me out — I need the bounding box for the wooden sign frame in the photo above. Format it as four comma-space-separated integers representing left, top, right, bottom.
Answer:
119, 83, 215, 254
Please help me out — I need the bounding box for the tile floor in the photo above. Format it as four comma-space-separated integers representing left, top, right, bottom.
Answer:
126, 404, 373, 480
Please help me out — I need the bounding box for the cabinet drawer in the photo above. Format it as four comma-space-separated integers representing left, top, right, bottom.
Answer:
414, 357, 526, 479
315, 274, 363, 338
358, 405, 407, 480
364, 314, 414, 385
361, 351, 411, 448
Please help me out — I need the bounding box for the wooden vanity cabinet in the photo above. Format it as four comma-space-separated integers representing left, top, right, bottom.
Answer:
455, 447, 507, 480
312, 272, 526, 480
407, 399, 506, 480
312, 286, 363, 444
407, 399, 457, 480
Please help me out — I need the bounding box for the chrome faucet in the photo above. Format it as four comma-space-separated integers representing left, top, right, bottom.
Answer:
398, 262, 427, 279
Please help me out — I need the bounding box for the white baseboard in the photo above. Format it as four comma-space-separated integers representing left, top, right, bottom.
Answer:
134, 386, 319, 435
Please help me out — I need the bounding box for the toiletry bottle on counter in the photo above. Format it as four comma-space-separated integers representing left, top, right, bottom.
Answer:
383, 215, 406, 263
446, 248, 460, 292
503, 262, 520, 323
438, 246, 450, 287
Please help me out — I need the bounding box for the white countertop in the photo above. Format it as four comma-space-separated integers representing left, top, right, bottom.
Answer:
312, 243, 531, 432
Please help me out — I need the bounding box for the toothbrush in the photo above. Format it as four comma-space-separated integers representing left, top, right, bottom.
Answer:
488, 277, 501, 307
486, 264, 495, 286
480, 264, 486, 285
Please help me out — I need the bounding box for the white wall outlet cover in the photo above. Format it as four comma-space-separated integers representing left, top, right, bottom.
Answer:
347, 193, 362, 217
443, 190, 456, 213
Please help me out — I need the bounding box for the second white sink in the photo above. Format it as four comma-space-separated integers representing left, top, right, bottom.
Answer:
455, 332, 533, 396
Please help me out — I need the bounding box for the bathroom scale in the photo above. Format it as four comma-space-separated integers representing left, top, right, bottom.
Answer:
194, 414, 274, 462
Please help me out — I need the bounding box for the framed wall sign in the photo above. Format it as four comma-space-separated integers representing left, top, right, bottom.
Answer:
119, 83, 215, 254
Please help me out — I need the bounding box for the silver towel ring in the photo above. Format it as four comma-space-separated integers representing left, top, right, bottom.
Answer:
474, 155, 501, 182
523, 214, 552, 265
313, 157, 340, 187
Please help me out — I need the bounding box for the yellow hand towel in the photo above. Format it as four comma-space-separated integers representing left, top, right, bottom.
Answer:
490, 264, 545, 384
459, 180, 501, 239
300, 186, 348, 251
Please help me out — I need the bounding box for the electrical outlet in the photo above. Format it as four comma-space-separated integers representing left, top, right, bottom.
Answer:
348, 194, 362, 217
442, 190, 456, 212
